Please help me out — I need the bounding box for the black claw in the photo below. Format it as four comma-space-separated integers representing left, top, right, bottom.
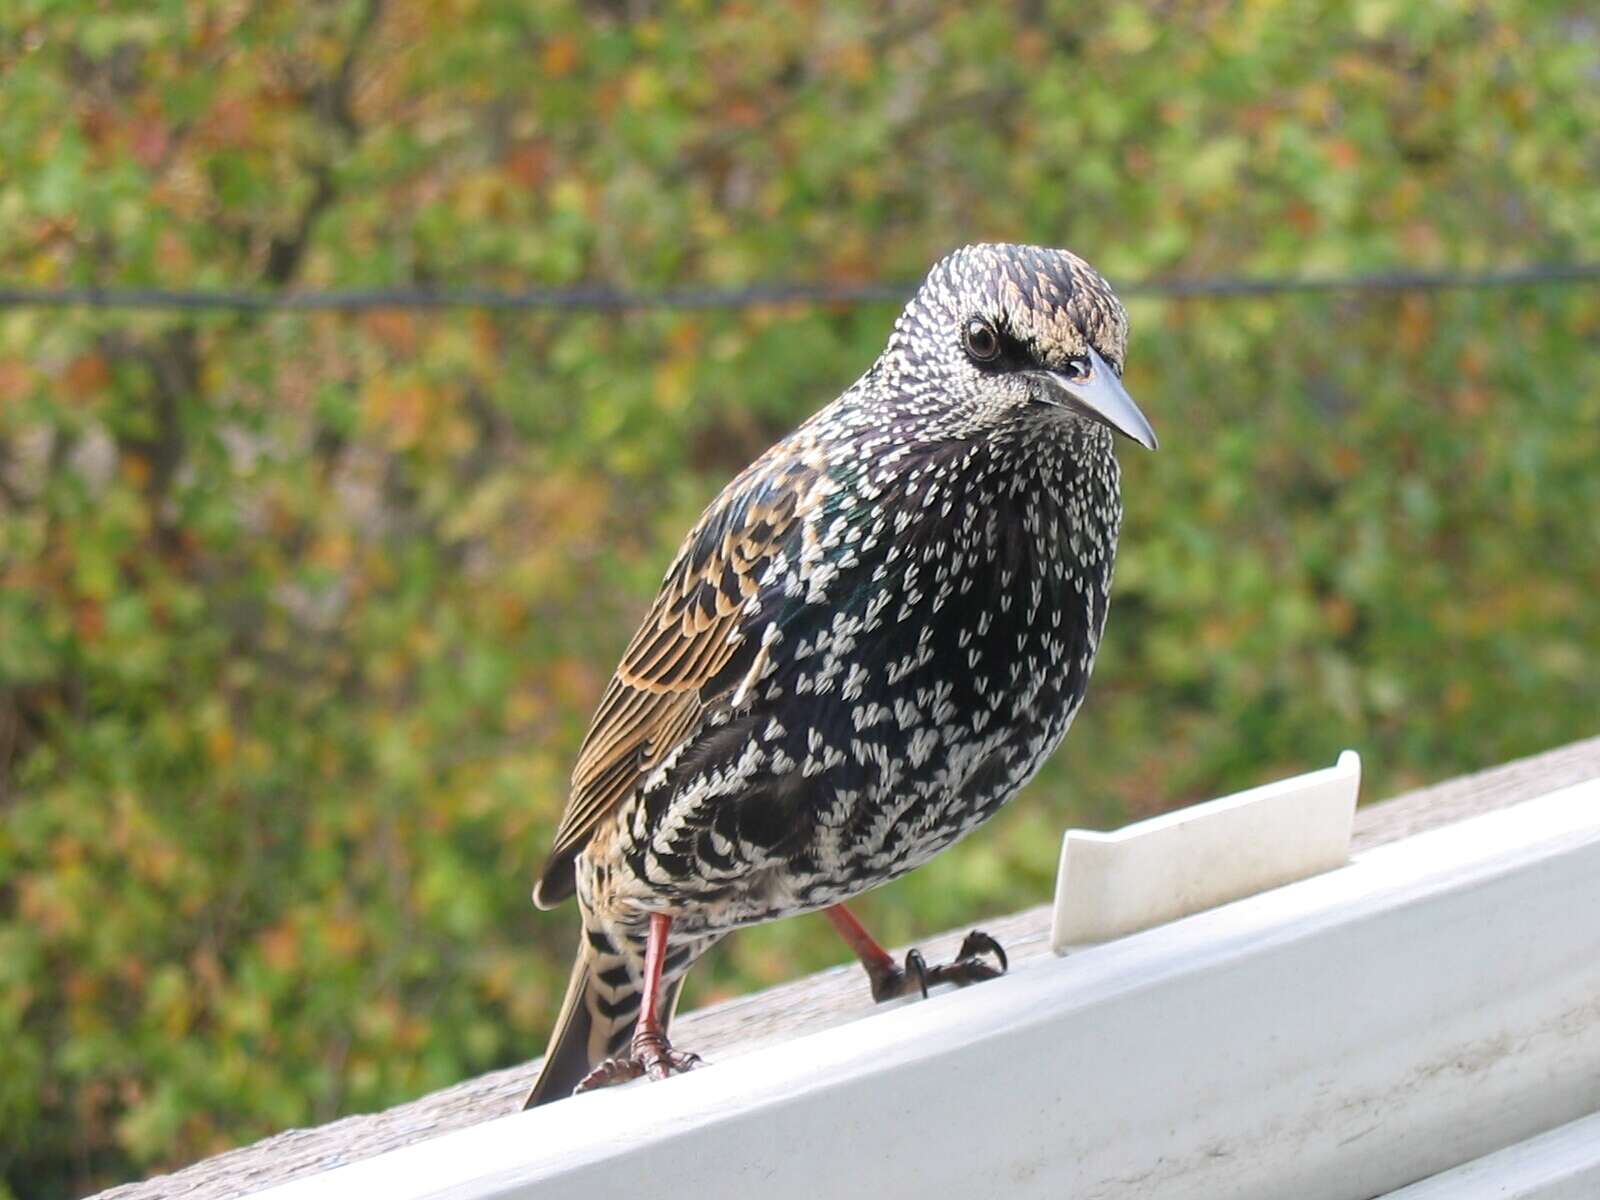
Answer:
905, 949, 930, 999
863, 931, 1009, 1003
960, 929, 1008, 974
867, 948, 931, 1002
921, 929, 1009, 990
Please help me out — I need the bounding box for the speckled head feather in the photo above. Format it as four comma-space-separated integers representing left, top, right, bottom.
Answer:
871, 243, 1139, 444
905, 242, 1130, 369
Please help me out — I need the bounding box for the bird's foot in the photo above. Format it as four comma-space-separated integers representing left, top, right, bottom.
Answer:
866, 948, 932, 1001
864, 930, 1009, 1002
924, 929, 1008, 989
572, 1029, 703, 1095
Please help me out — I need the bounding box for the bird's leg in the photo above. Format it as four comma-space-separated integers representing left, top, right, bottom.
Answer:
625, 914, 701, 1081
574, 912, 701, 1094
823, 904, 1009, 1003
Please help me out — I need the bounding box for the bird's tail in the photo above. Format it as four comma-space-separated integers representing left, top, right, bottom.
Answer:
522, 923, 710, 1109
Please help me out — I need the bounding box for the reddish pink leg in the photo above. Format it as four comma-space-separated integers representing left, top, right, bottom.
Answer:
632, 912, 673, 1069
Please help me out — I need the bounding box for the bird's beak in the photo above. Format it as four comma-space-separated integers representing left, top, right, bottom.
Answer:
1038, 347, 1158, 450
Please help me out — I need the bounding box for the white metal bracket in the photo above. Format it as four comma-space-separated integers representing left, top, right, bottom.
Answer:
1051, 750, 1360, 951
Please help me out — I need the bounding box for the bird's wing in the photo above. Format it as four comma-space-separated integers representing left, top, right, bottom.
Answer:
533, 449, 827, 905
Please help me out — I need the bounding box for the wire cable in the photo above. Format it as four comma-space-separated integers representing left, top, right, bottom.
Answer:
0, 262, 1596, 314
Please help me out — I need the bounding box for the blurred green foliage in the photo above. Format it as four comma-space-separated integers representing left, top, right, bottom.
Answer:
1, 2, 1597, 1195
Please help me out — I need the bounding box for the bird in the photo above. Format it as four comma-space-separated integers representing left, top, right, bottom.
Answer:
522, 242, 1157, 1107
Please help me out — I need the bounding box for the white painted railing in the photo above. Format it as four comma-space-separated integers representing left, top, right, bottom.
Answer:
252, 778, 1600, 1200
1384, 1113, 1600, 1199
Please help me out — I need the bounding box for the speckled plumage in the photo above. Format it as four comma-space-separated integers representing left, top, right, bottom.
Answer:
525, 243, 1152, 1105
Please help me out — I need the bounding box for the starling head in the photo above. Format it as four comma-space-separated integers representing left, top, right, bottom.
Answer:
884, 243, 1157, 449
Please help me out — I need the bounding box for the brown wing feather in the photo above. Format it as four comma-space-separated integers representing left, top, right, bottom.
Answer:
532, 452, 824, 907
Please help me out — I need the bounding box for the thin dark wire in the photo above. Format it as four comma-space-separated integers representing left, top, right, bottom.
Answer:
0, 262, 1596, 314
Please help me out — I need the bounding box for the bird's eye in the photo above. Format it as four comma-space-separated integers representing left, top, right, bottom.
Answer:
962, 318, 1001, 363
1059, 355, 1091, 382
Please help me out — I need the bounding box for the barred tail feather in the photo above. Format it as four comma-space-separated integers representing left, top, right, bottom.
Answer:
522, 927, 699, 1109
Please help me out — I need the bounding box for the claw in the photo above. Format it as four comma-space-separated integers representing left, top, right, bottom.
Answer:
959, 929, 1008, 973
867, 948, 930, 1002
864, 930, 1009, 1002
922, 928, 1009, 991
643, 1045, 702, 1082
906, 949, 929, 999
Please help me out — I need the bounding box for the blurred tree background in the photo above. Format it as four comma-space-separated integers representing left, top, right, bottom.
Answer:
1, 2, 1597, 1195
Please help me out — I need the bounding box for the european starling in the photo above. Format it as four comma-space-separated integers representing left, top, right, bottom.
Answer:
523, 243, 1156, 1106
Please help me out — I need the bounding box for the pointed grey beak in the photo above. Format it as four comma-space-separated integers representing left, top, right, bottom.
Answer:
1039, 346, 1158, 450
